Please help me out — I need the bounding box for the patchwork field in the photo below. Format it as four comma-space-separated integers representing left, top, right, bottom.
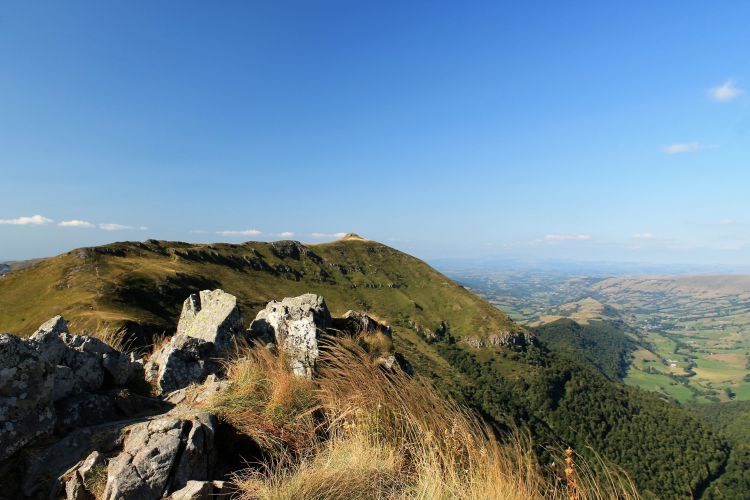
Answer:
445, 270, 750, 404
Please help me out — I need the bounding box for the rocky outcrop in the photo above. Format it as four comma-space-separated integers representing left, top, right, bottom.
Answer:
147, 336, 218, 394
146, 289, 244, 394
334, 310, 393, 337
31, 315, 140, 391
176, 289, 243, 353
101, 413, 217, 499
249, 293, 332, 378
53, 412, 218, 500
463, 330, 536, 349
332, 311, 396, 367
2, 290, 408, 498
0, 333, 56, 462
0, 315, 145, 465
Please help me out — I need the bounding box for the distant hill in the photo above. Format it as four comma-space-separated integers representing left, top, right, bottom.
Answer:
0, 238, 736, 498
0, 239, 517, 346
594, 275, 750, 299
0, 258, 47, 276
534, 296, 623, 325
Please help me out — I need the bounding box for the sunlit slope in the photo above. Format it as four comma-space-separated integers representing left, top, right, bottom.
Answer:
0, 238, 520, 343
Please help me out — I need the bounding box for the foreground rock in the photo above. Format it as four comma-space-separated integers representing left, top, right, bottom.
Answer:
0, 333, 56, 462
0, 316, 143, 464
102, 413, 217, 499
32, 315, 139, 392
146, 289, 244, 394
249, 293, 332, 378
176, 290, 243, 352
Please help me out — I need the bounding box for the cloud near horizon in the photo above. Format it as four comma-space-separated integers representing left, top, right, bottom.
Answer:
310, 232, 348, 239
632, 232, 656, 239
709, 79, 743, 102
662, 143, 716, 154
99, 223, 147, 231
58, 220, 95, 228
217, 229, 262, 237
0, 214, 53, 225
543, 234, 591, 242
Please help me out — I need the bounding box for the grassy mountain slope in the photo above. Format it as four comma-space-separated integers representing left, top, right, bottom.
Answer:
0, 238, 517, 340
0, 238, 735, 498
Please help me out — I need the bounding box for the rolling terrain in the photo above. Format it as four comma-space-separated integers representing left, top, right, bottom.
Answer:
0, 239, 743, 497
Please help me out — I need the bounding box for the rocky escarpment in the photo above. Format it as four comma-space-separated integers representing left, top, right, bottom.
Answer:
1, 289, 398, 499
0, 316, 143, 464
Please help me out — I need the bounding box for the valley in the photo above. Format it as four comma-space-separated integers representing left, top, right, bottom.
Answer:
446, 269, 750, 405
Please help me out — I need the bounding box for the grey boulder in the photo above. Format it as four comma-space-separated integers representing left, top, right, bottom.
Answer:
0, 333, 56, 462
249, 293, 331, 378
102, 413, 217, 499
176, 289, 243, 353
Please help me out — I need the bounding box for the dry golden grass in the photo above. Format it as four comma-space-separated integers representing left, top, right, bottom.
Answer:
212, 340, 640, 500
208, 348, 319, 457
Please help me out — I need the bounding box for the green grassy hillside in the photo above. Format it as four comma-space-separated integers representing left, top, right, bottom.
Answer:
0, 238, 517, 342
0, 238, 737, 498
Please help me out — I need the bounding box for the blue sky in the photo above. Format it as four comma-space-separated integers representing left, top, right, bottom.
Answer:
0, 1, 748, 266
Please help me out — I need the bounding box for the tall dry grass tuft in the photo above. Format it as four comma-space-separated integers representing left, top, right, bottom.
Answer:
217, 339, 640, 499
207, 347, 319, 457
96, 325, 133, 353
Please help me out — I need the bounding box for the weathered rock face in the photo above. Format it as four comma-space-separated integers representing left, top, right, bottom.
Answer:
249, 294, 332, 378
31, 317, 139, 393
176, 289, 243, 352
334, 310, 393, 338
147, 336, 218, 394
464, 330, 536, 349
145, 289, 245, 394
0, 333, 56, 462
102, 413, 217, 499
0, 316, 143, 465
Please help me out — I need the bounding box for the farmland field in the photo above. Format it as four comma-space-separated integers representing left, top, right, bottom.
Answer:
445, 270, 750, 404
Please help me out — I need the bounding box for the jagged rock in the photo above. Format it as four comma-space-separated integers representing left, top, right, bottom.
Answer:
176, 289, 243, 352
164, 374, 231, 407
31, 316, 141, 395
464, 330, 536, 349
334, 310, 393, 337
332, 310, 395, 364
169, 480, 212, 499
102, 413, 217, 499
63, 451, 106, 500
249, 294, 332, 378
23, 420, 127, 497
144, 290, 245, 394
146, 336, 218, 394
0, 333, 56, 463
34, 314, 70, 337
55, 392, 120, 434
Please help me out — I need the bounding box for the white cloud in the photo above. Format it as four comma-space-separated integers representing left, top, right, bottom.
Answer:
189, 229, 209, 234
310, 232, 348, 239
217, 229, 262, 237
58, 219, 95, 228
99, 223, 146, 231
709, 79, 743, 102
632, 232, 655, 240
277, 231, 295, 238
543, 234, 591, 242
0, 214, 53, 225
662, 143, 717, 154
718, 218, 734, 226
